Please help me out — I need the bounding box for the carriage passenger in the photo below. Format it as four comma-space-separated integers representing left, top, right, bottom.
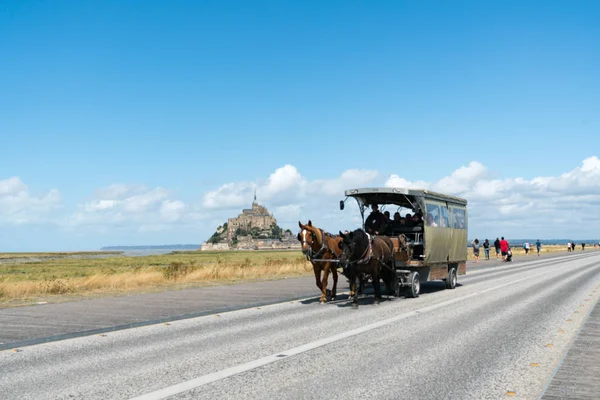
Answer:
426, 214, 438, 227
388, 212, 403, 234
404, 213, 414, 227
365, 204, 387, 235
413, 213, 423, 227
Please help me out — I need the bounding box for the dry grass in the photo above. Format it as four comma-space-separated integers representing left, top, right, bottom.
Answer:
0, 251, 312, 305
2, 246, 597, 306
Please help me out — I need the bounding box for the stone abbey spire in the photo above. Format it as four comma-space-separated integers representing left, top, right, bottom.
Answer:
226, 193, 276, 241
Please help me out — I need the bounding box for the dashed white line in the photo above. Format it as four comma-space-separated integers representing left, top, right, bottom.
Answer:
130, 267, 555, 400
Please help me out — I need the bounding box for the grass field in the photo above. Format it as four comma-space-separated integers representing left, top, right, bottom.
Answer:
0, 246, 596, 306
0, 250, 312, 306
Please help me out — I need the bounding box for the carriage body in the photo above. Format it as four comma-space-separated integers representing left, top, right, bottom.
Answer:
340, 187, 468, 296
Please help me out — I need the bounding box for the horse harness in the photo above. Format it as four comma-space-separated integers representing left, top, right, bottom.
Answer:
303, 228, 334, 262
348, 233, 395, 273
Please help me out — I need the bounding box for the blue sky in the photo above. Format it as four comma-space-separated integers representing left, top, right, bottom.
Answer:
1, 1, 599, 251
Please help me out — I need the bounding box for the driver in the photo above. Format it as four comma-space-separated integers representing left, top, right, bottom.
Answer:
365, 204, 387, 235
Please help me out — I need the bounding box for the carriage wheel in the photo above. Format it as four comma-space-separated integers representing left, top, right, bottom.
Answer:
406, 271, 420, 298
445, 267, 457, 290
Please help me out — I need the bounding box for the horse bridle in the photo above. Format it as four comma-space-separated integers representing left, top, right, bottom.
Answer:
342, 234, 373, 266
301, 228, 329, 261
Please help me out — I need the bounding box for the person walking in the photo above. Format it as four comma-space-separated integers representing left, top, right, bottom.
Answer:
500, 237, 509, 262
582, 242, 586, 250
494, 238, 501, 261
471, 239, 481, 263
567, 242, 571, 252
483, 239, 490, 260
536, 239, 542, 256
524, 241, 530, 255
571, 242, 576, 252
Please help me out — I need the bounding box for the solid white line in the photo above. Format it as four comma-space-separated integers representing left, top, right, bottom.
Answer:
129, 267, 557, 400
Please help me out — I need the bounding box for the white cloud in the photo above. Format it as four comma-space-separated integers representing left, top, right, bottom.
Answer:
200, 166, 381, 233
4, 156, 600, 246
65, 185, 204, 233
384, 175, 429, 189
264, 164, 304, 195
382, 156, 600, 239
311, 169, 379, 196
201, 166, 379, 211
273, 204, 302, 219
202, 182, 256, 210
195, 158, 600, 240
431, 161, 488, 195
0, 177, 61, 225
0, 176, 28, 195
91, 184, 148, 200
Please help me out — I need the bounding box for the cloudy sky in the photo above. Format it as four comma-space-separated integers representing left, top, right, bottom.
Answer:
1, 1, 599, 251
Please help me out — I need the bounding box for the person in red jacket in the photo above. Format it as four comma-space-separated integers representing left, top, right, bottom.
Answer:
500, 237, 510, 262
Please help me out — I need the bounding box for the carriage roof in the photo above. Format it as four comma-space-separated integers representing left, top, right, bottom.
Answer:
344, 187, 468, 207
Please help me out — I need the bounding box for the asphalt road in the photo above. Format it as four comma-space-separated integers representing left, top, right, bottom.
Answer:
0, 248, 582, 350
1, 251, 599, 400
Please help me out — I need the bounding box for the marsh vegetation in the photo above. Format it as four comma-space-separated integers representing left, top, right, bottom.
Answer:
0, 245, 588, 306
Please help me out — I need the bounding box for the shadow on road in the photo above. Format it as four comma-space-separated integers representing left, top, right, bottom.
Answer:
299, 281, 463, 308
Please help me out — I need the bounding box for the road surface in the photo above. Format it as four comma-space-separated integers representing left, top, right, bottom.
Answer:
1, 251, 599, 399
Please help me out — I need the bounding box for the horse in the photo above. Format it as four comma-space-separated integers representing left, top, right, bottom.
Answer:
338, 229, 396, 309
297, 220, 343, 303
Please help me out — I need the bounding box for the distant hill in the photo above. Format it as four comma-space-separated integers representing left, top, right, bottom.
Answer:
100, 244, 201, 251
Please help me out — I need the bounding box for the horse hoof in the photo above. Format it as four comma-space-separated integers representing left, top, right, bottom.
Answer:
320, 300, 327, 304
326, 289, 332, 297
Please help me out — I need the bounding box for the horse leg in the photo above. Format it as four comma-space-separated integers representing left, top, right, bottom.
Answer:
344, 269, 355, 299
313, 265, 323, 294
373, 270, 381, 305
320, 265, 330, 303
358, 275, 365, 295
331, 267, 338, 300
351, 275, 359, 309
382, 264, 394, 296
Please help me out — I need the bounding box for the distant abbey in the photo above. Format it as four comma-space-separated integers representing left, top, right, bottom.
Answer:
226, 194, 278, 241
200, 193, 299, 251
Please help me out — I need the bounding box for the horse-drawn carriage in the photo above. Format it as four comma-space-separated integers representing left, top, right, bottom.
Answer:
299, 187, 468, 308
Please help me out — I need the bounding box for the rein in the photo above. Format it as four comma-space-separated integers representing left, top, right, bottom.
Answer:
344, 234, 394, 273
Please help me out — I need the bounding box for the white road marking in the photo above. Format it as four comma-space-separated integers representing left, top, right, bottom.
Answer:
129, 267, 556, 400
466, 252, 593, 276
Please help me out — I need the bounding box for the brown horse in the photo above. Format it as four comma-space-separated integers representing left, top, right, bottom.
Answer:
339, 229, 396, 309
297, 220, 343, 303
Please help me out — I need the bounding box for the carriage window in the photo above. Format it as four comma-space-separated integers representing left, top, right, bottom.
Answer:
425, 203, 440, 227
440, 205, 450, 228
453, 208, 466, 229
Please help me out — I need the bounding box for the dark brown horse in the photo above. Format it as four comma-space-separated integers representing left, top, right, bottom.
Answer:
298, 220, 343, 303
339, 229, 396, 309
